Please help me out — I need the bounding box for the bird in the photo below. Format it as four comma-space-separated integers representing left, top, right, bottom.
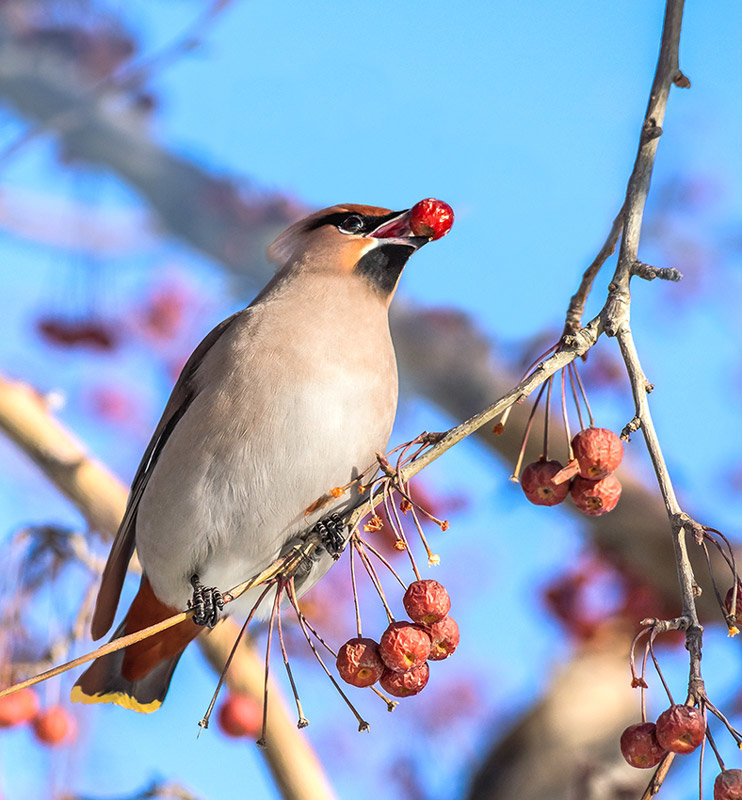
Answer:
70, 200, 453, 712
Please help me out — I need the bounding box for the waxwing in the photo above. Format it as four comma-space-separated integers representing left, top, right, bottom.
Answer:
71, 200, 453, 711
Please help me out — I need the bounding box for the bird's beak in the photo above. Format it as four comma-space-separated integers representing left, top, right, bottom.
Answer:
366, 210, 429, 250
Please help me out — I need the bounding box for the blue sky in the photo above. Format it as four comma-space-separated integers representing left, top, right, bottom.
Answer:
1, 2, 741, 798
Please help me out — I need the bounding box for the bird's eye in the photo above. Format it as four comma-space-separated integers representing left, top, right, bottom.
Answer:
338, 214, 364, 235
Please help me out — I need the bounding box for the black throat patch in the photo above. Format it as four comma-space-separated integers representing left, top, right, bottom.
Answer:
354, 243, 416, 295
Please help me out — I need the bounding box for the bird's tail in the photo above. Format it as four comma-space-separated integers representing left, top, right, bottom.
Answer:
71, 577, 201, 713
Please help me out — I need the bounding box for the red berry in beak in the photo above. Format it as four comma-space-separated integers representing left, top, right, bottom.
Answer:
521, 459, 570, 506
403, 580, 451, 625
715, 769, 742, 799
571, 427, 623, 480
409, 198, 454, 240
570, 474, 622, 516
336, 637, 385, 687
379, 663, 430, 697
655, 704, 705, 754
620, 722, 667, 768
379, 621, 431, 673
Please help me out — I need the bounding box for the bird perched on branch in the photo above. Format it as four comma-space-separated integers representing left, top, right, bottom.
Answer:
71, 199, 454, 712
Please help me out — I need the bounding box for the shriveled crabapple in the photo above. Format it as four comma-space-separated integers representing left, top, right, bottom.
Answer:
571, 427, 623, 480
620, 722, 667, 769
379, 621, 431, 673
715, 769, 742, 800
0, 687, 39, 728
409, 198, 454, 241
655, 704, 705, 754
570, 474, 622, 516
424, 615, 459, 661
336, 637, 385, 688
403, 579, 451, 625
520, 459, 570, 507
217, 693, 262, 738
32, 706, 76, 747
379, 663, 430, 697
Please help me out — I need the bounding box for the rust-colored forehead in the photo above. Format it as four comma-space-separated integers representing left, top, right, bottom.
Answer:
303, 203, 395, 223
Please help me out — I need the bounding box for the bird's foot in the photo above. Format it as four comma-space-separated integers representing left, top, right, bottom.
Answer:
312, 513, 346, 559
188, 575, 224, 628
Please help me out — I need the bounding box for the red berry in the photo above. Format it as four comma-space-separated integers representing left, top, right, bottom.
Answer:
655, 705, 705, 754
715, 769, 742, 800
32, 706, 75, 747
571, 427, 623, 480
336, 637, 385, 687
378, 621, 431, 673
403, 580, 451, 625
0, 688, 40, 728
217, 693, 262, 738
570, 474, 622, 516
409, 198, 454, 241
379, 663, 429, 697
521, 459, 570, 506
620, 722, 667, 768
424, 615, 460, 661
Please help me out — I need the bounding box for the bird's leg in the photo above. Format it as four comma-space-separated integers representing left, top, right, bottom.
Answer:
188, 574, 224, 628
312, 513, 346, 559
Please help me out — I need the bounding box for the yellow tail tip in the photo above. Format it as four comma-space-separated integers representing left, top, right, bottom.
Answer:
70, 685, 161, 714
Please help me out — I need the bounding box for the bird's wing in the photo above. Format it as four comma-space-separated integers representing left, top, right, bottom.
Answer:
90, 312, 242, 640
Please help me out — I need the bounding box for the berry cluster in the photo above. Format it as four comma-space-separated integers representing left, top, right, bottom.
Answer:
620, 704, 705, 769
521, 427, 623, 516
621, 704, 742, 798
0, 687, 75, 747
336, 580, 458, 698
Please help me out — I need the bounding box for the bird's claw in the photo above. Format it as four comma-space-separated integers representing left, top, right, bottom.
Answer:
313, 513, 346, 559
188, 575, 224, 628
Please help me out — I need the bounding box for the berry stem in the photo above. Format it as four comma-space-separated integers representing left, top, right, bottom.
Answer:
511, 380, 548, 481
353, 539, 395, 623
286, 580, 369, 732
257, 582, 282, 747
197, 584, 272, 732
359, 538, 407, 589
495, 404, 514, 434
703, 724, 725, 771
648, 631, 674, 706
640, 640, 650, 722
292, 609, 397, 709
369, 685, 398, 712
383, 483, 422, 581
571, 360, 595, 428
699, 539, 736, 633
349, 541, 363, 638
542, 376, 553, 460
560, 367, 573, 460
705, 699, 742, 746
521, 343, 560, 382
567, 363, 585, 431
276, 581, 309, 728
